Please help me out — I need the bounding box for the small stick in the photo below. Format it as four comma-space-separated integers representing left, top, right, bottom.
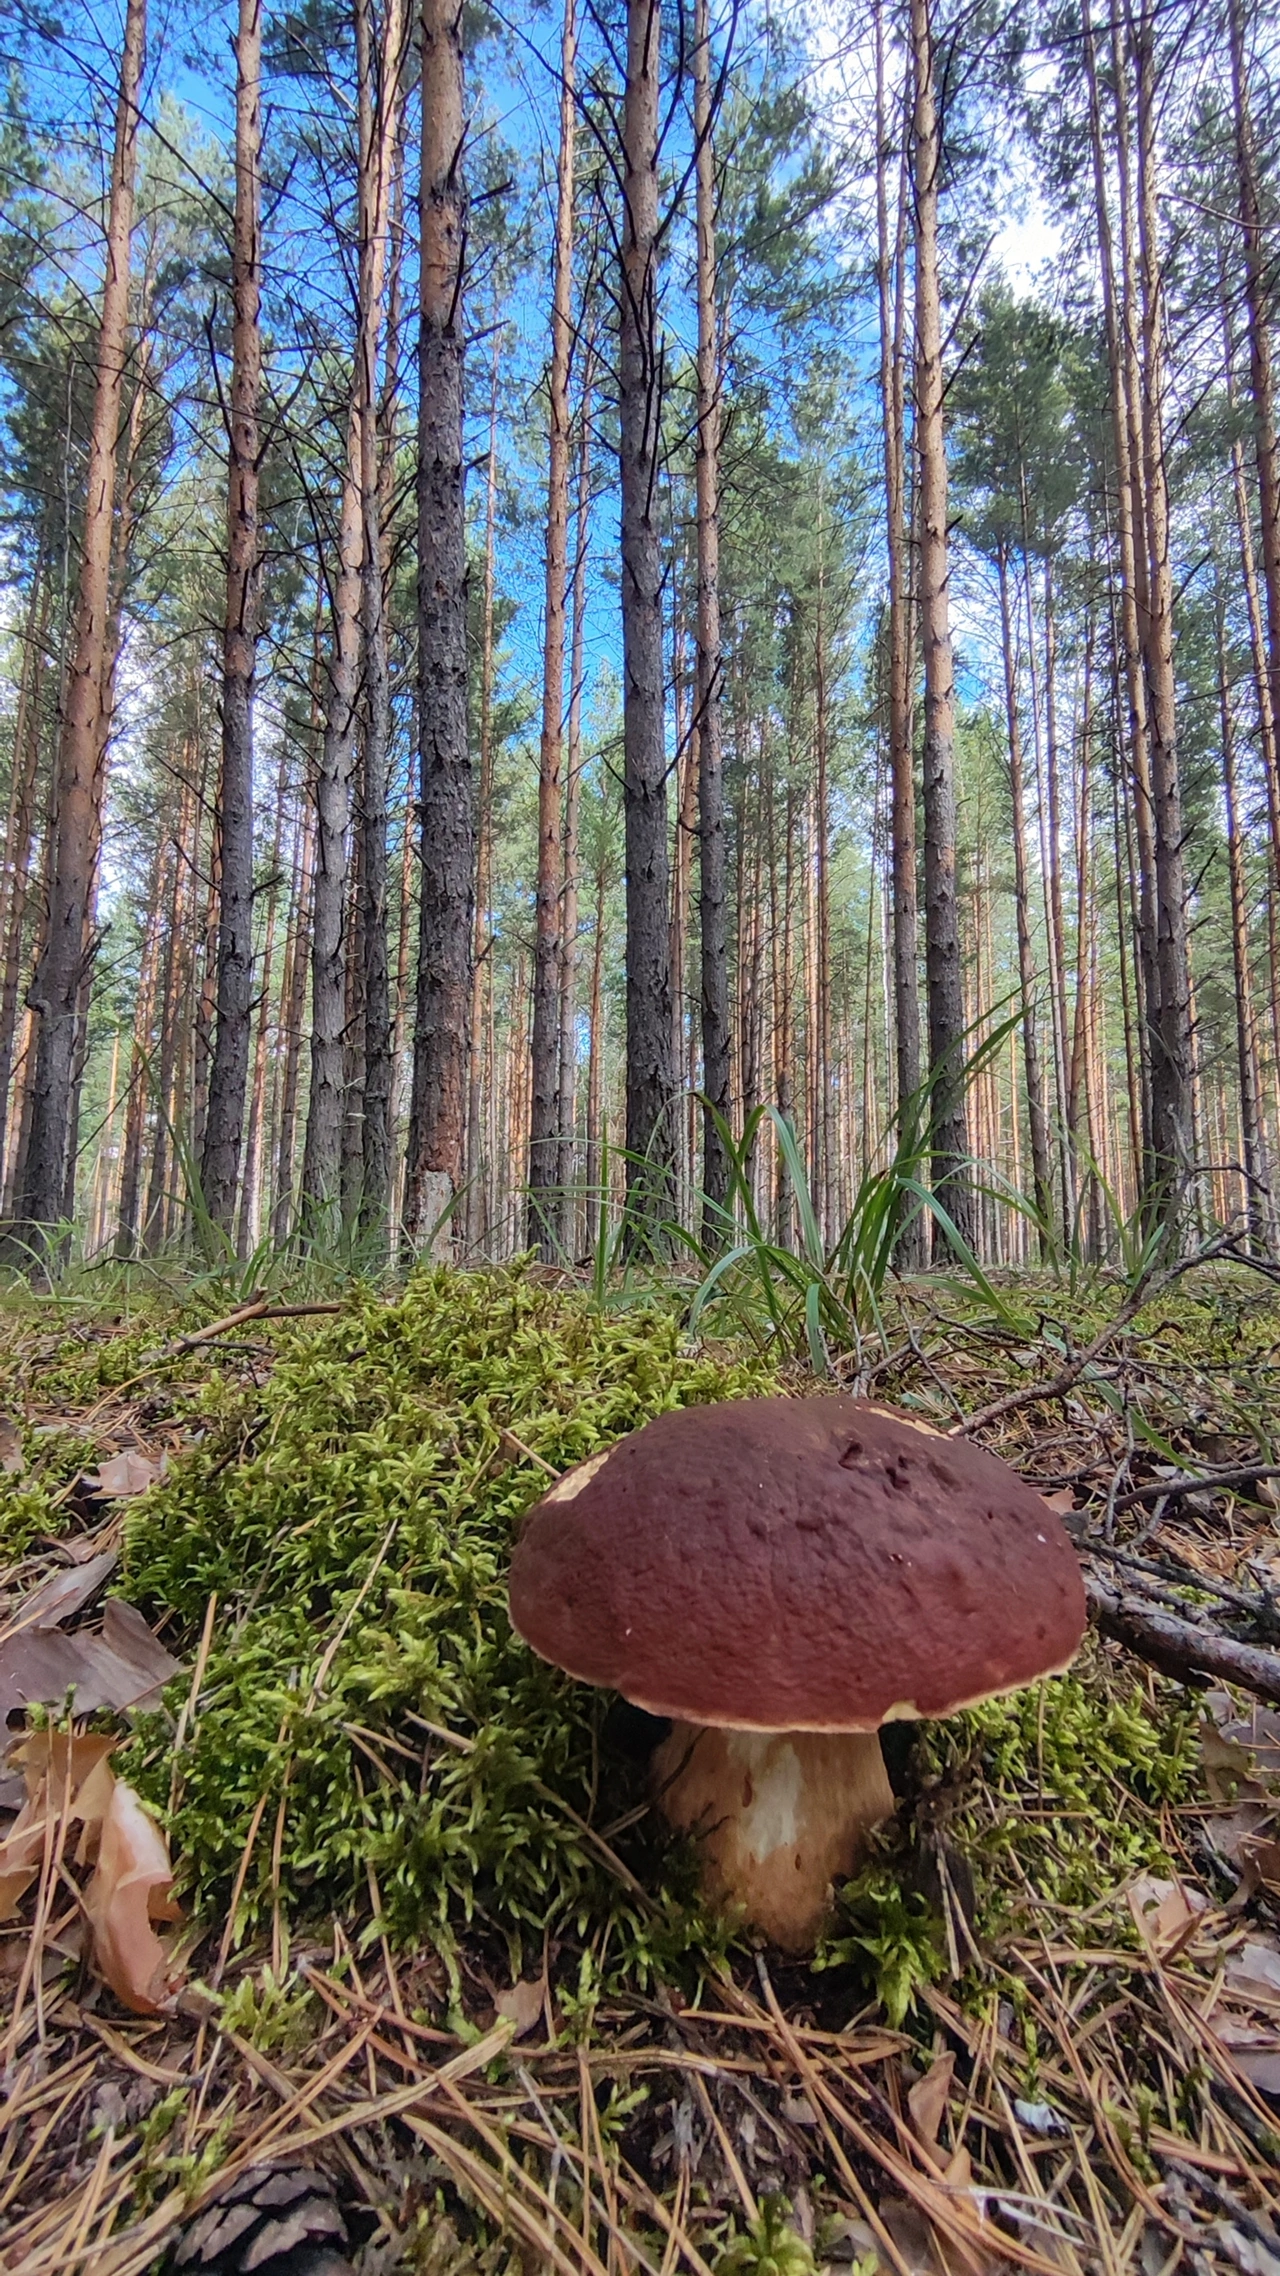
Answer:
165, 1298, 345, 1355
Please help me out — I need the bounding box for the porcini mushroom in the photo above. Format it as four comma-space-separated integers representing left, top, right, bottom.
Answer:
508, 1396, 1086, 1951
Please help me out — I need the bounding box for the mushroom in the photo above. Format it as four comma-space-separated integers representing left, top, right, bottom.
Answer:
507, 1396, 1087, 1952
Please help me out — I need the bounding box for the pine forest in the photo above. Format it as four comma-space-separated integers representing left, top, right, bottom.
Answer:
9, 3, 1280, 2270
3, 0, 1278, 1276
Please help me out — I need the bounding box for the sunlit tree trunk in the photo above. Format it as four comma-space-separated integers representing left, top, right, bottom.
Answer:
465, 335, 500, 1251
557, 352, 593, 1245
1216, 583, 1273, 1252
619, 0, 675, 1242
202, 0, 263, 1235
874, 0, 923, 1265
1083, 0, 1157, 1166
995, 546, 1052, 1247
694, 0, 730, 1233
910, 0, 971, 1247
14, 0, 146, 1258
357, 0, 406, 1247
528, 0, 578, 1252
0, 569, 49, 1188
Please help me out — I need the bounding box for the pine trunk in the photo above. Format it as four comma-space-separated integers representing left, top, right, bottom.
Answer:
619, 0, 675, 1241
996, 548, 1053, 1247
357, 0, 406, 1247
875, 0, 923, 1265
13, 0, 146, 1257
405, 0, 470, 1250
528, 0, 577, 1252
693, 0, 730, 1233
1134, 9, 1193, 1218
201, 0, 262, 1234
910, 0, 971, 1248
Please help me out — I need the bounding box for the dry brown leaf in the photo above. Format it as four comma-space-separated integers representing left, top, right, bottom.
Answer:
1128, 1874, 1210, 1959
84, 1449, 165, 1500
1225, 1937, 1280, 2002
0, 1731, 116, 1916
1241, 1834, 1280, 1891
908, 2052, 955, 2148
1040, 1489, 1077, 1516
0, 1414, 25, 1476
82, 1777, 183, 2015
0, 1547, 120, 1641
1215, 2018, 1280, 2096
494, 1976, 545, 2039
0, 1593, 180, 1726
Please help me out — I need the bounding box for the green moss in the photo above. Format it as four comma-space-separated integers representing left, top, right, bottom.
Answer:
819, 1662, 1201, 2022
120, 1265, 775, 1979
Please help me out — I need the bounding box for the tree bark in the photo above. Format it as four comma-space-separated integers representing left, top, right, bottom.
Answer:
13, 0, 146, 1259
1083, 0, 1158, 1173
1133, 6, 1193, 1220
557, 349, 593, 1244
996, 547, 1053, 1248
619, 0, 675, 1242
0, 569, 49, 1191
201, 0, 263, 1236
910, 0, 971, 1249
874, 0, 923, 1267
356, 0, 406, 1247
528, 0, 578, 1253
465, 332, 500, 1251
1216, 582, 1272, 1252
405, 0, 470, 1252
1229, 0, 1280, 789
301, 414, 364, 1236
693, 0, 730, 1238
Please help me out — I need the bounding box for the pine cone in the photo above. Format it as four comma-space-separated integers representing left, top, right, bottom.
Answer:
173, 2164, 354, 2276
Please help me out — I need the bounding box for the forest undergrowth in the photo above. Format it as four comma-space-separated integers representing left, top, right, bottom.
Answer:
1, 1261, 1279, 2276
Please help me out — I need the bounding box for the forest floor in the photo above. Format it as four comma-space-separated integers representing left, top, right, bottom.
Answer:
1, 1260, 1279, 2276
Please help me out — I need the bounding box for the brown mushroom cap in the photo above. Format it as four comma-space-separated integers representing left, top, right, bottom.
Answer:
508, 1396, 1086, 1730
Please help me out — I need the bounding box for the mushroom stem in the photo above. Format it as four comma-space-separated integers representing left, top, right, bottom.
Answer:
651, 1722, 896, 1953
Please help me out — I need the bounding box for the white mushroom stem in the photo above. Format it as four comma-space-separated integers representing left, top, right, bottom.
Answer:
650, 1722, 896, 1953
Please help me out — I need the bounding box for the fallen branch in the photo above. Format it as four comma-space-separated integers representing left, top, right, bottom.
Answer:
166, 1298, 345, 1355
1110, 1465, 1280, 1510
947, 1239, 1239, 1442
1085, 1570, 1280, 1705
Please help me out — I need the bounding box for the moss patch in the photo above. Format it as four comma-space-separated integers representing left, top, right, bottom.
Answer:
121, 1265, 776, 1980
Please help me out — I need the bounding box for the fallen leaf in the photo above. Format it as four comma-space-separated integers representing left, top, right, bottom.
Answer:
82, 1777, 183, 2015
0, 1415, 24, 1476
1129, 1874, 1209, 1959
0, 1547, 120, 1641
100, 1598, 180, 1697
1215, 2018, 1280, 2096
1241, 1835, 1280, 1892
1041, 1489, 1077, 1515
1204, 1803, 1276, 1871
907, 2051, 954, 2148
494, 1976, 545, 2039
1225, 1939, 1280, 2002
84, 1449, 165, 1500
0, 1731, 116, 1916
0, 1609, 180, 1727
1212, 2224, 1280, 2276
